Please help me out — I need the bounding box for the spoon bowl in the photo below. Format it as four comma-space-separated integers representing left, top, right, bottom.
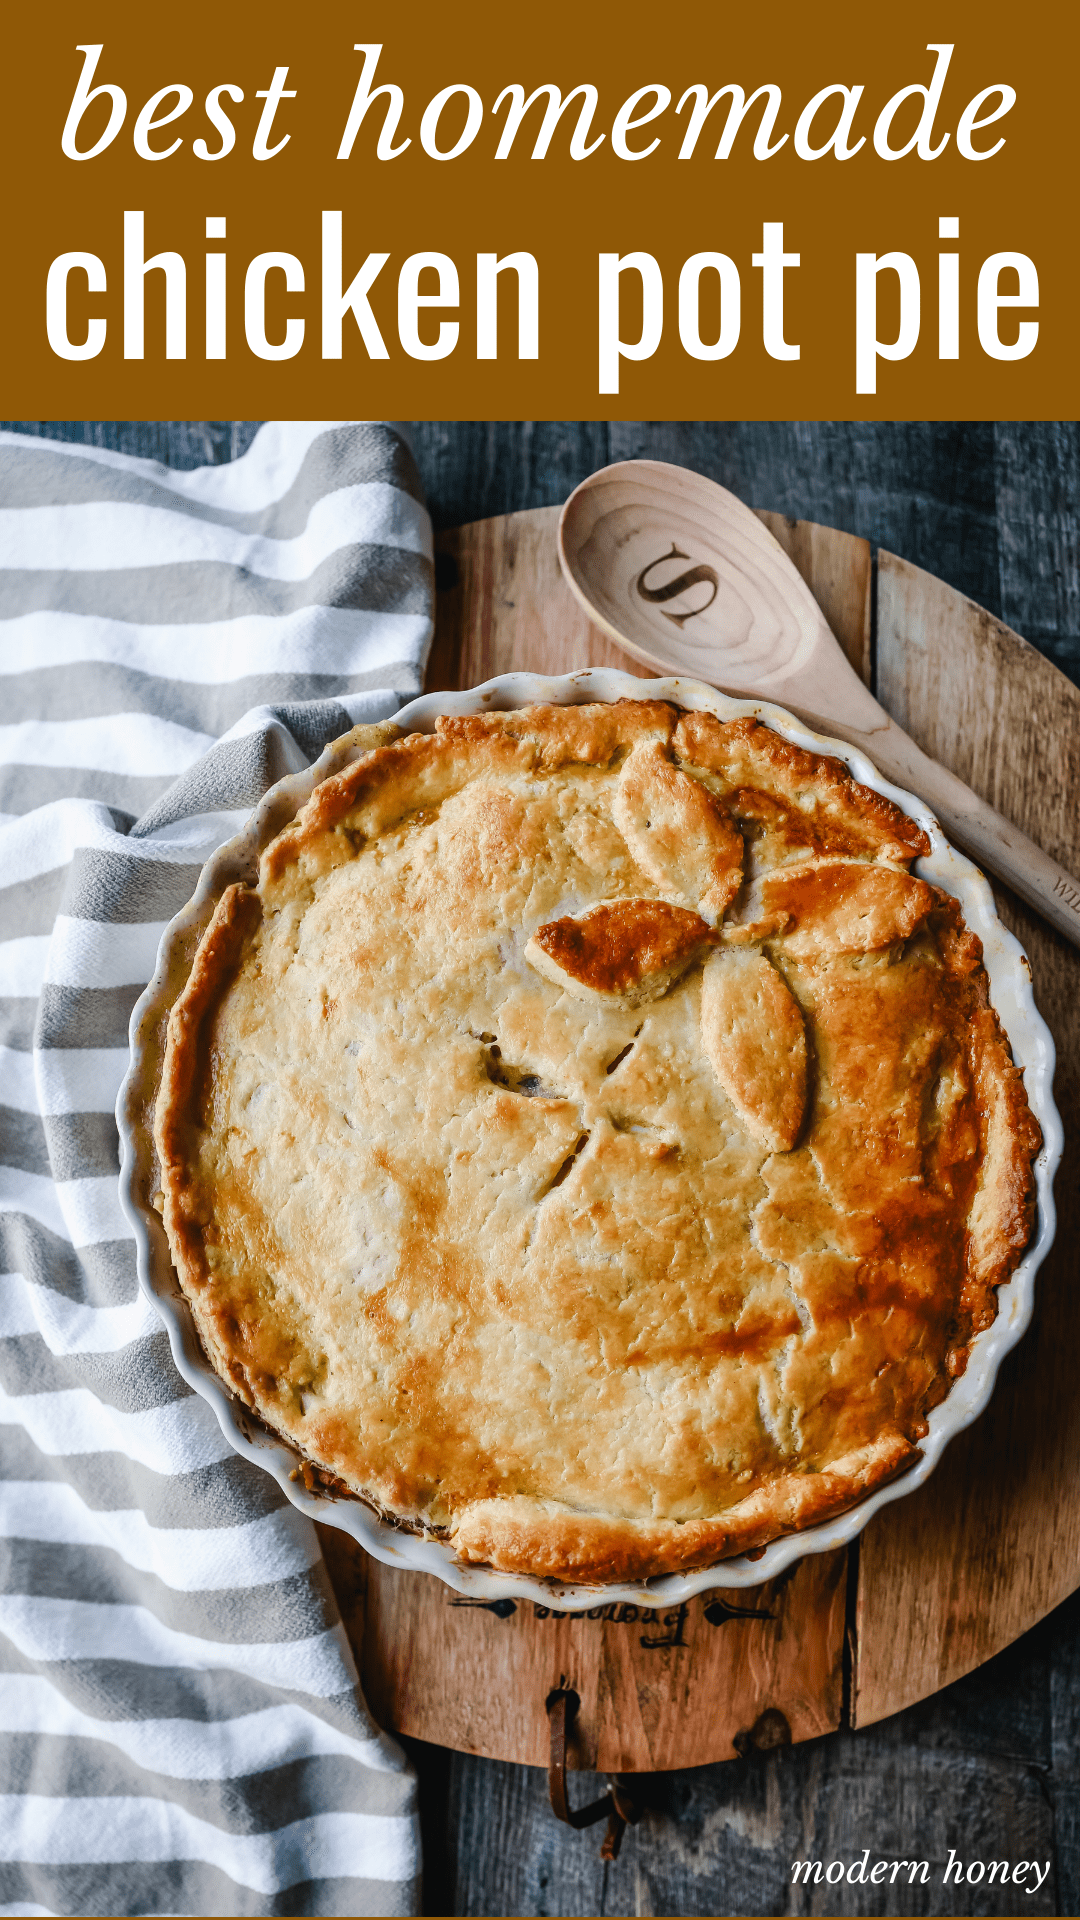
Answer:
558, 459, 879, 724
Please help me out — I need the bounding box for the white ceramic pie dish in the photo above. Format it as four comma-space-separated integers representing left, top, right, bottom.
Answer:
117, 668, 1062, 1611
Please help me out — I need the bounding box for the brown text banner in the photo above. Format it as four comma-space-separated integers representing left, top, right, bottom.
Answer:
6, 0, 1076, 418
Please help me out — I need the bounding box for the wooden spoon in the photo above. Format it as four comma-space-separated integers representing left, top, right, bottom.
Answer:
558, 459, 1080, 951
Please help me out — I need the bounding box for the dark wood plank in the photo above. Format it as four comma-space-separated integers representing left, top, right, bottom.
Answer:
1052, 1590, 1080, 1919
993, 423, 1080, 683
0, 420, 263, 466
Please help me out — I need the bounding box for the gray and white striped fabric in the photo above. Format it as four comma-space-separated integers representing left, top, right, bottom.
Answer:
0, 421, 432, 1916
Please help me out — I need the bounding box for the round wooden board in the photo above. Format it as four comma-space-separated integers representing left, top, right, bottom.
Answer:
318, 504, 1080, 1772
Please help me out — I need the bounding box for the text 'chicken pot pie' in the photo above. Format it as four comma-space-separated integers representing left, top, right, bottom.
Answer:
155, 701, 1041, 1583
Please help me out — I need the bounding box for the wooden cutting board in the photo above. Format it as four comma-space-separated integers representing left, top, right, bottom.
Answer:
318, 504, 1080, 1769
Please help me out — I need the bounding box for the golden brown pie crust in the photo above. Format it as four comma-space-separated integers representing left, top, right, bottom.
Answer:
154, 702, 1041, 1583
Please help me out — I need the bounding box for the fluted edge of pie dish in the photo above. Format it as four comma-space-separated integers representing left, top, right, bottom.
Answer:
117, 669, 1063, 1611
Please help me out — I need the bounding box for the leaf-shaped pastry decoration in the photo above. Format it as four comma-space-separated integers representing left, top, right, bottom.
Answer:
526, 899, 714, 1007
759, 858, 934, 956
612, 741, 743, 924
700, 949, 808, 1151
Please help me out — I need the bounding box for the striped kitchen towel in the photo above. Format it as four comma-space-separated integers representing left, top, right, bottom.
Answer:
0, 421, 432, 1916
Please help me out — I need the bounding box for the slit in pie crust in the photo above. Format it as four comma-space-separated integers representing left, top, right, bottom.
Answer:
154, 701, 1041, 1583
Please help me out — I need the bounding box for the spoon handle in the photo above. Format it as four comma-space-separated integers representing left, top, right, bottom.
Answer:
790, 705, 1080, 950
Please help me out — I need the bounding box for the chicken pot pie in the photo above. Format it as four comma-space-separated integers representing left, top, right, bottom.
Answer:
154, 701, 1041, 1583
